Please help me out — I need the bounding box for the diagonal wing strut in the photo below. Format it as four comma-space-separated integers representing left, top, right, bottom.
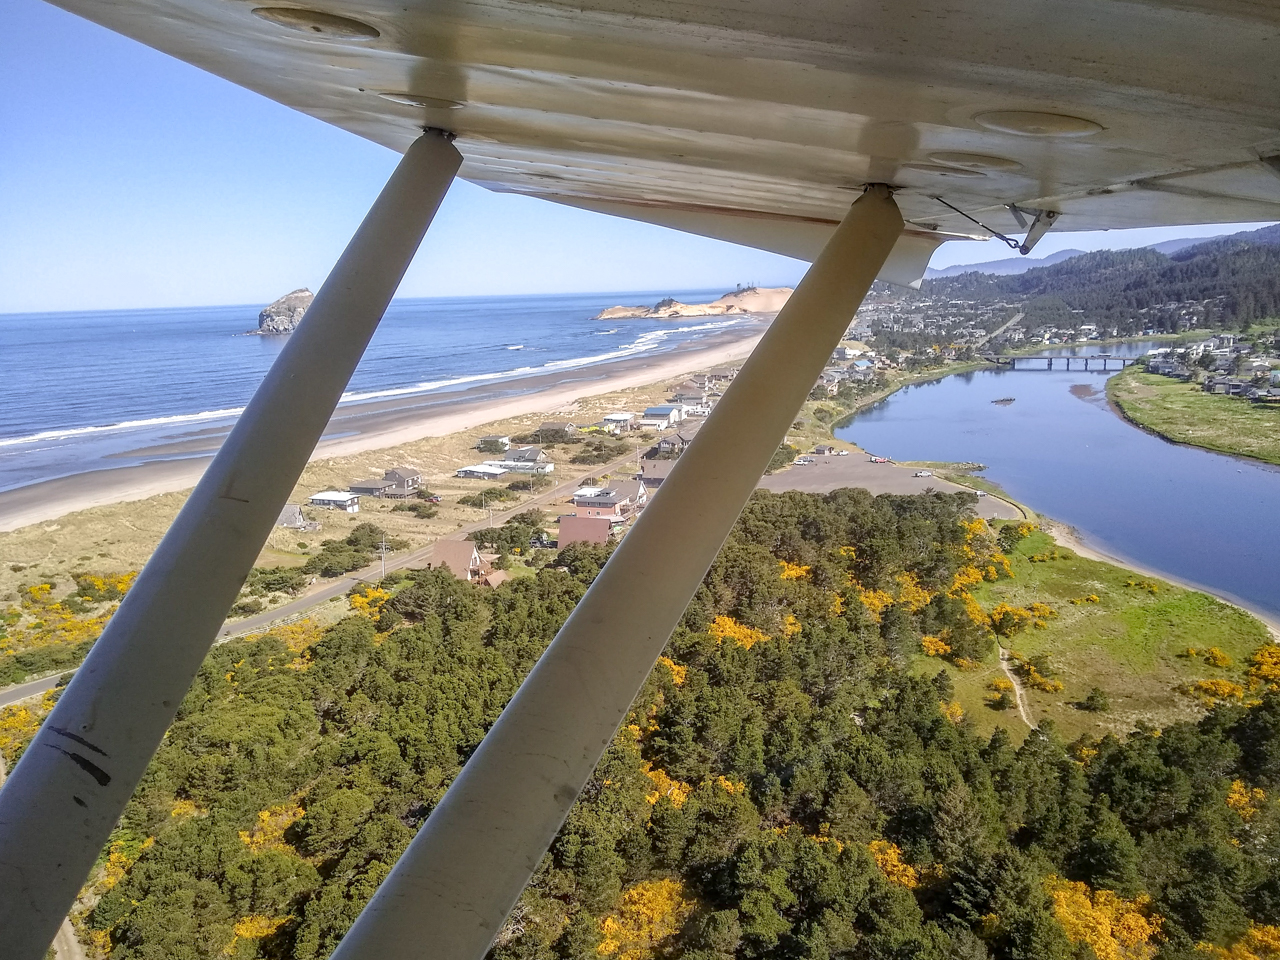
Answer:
326, 185, 904, 960
0, 132, 462, 960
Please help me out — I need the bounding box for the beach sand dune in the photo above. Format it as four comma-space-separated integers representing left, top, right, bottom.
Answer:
595, 286, 792, 320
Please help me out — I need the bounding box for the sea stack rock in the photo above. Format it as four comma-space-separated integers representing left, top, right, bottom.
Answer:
258, 288, 313, 334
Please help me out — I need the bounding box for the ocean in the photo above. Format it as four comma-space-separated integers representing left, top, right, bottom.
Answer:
0, 290, 748, 491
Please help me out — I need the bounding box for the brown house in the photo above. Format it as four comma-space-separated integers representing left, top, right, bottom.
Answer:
428, 541, 488, 581
558, 515, 613, 546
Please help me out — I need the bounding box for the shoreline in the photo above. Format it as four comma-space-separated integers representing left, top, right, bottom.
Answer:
823, 358, 1280, 639
1106, 366, 1280, 470
1041, 517, 1280, 640
0, 324, 766, 532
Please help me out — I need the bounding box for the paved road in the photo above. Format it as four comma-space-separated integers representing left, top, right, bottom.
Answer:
0, 449, 645, 708
758, 455, 1023, 520
0, 674, 68, 709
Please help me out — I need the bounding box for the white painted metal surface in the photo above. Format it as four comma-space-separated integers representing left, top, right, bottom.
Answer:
0, 132, 461, 960
42, 0, 1280, 276
327, 186, 903, 960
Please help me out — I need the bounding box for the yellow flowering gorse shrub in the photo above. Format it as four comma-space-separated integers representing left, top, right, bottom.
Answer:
1047, 876, 1162, 960
238, 804, 304, 853
778, 561, 811, 581
597, 879, 695, 959
656, 656, 686, 686
1227, 780, 1266, 821
708, 616, 769, 650
868, 840, 919, 888
1196, 922, 1280, 958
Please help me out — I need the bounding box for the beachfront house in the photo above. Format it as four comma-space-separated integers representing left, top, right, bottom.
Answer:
384, 467, 421, 494
350, 467, 421, 498
457, 464, 509, 480
276, 504, 321, 531
483, 446, 555, 475
670, 381, 707, 404
644, 404, 684, 424
307, 491, 360, 512
477, 435, 511, 451
349, 478, 396, 497
535, 421, 578, 441
706, 366, 738, 384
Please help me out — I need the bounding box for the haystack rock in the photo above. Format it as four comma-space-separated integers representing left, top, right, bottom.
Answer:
257, 288, 313, 334
593, 286, 793, 320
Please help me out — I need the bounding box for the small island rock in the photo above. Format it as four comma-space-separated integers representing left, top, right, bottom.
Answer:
258, 288, 314, 334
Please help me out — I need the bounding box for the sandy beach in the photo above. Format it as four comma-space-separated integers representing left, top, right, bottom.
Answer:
0, 324, 765, 532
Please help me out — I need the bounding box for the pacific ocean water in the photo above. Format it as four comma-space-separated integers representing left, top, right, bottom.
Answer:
0, 290, 747, 490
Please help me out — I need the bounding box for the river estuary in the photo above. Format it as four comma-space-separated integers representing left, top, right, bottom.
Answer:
836, 343, 1280, 622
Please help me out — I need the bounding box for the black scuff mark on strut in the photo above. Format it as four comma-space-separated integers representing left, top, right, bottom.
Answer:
48, 725, 109, 756
45, 745, 111, 786
73, 796, 87, 807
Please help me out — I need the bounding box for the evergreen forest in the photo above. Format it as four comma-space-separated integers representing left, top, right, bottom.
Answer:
32, 489, 1280, 960
918, 224, 1280, 330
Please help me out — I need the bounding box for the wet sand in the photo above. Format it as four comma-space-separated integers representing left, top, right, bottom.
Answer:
0, 324, 766, 532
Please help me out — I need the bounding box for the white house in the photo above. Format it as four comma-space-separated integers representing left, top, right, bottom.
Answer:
456, 464, 509, 480
484, 446, 556, 474
308, 491, 360, 512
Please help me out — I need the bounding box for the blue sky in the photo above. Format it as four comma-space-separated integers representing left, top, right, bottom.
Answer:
1, 0, 1271, 314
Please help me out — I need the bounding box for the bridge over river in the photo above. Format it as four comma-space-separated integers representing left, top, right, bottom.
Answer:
981, 353, 1139, 371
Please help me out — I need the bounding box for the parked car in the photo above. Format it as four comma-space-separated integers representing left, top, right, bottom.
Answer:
426, 495, 443, 503
795, 457, 814, 465
914, 470, 933, 478
836, 450, 849, 457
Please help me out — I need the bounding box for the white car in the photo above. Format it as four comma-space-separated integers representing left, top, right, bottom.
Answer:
836, 450, 849, 457
913, 470, 933, 478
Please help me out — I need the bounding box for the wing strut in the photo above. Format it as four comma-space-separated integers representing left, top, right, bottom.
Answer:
327, 185, 904, 960
0, 131, 462, 959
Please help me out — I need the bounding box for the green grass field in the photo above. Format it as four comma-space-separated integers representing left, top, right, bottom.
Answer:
1108, 367, 1280, 466
915, 528, 1273, 743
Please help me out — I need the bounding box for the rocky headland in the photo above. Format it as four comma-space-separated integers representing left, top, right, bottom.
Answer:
593, 285, 793, 320
256, 288, 313, 334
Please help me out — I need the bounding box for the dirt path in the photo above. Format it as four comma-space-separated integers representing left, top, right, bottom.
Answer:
998, 645, 1035, 728
52, 920, 87, 960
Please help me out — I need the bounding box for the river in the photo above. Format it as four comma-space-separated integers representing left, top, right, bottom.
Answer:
836, 343, 1280, 622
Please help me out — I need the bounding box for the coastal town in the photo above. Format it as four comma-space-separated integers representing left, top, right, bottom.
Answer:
1142, 331, 1280, 402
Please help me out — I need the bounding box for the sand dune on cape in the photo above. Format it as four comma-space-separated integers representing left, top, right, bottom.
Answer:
595, 286, 792, 320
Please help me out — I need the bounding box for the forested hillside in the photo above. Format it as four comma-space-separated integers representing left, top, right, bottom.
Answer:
921, 224, 1280, 329
17, 489, 1280, 960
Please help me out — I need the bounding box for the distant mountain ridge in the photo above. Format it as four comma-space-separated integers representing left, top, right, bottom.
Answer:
925, 222, 1280, 281
925, 248, 1087, 278
916, 222, 1280, 326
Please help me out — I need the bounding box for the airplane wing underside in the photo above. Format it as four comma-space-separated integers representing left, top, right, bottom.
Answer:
45, 0, 1280, 281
